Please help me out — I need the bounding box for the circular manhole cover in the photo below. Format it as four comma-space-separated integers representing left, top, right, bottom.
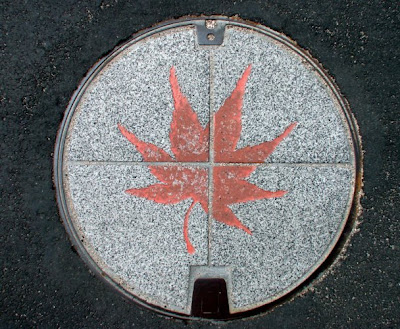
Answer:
54, 17, 361, 319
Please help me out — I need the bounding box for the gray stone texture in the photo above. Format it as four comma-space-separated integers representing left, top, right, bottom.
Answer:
66, 164, 208, 314
212, 26, 354, 164
67, 27, 210, 161
210, 165, 354, 311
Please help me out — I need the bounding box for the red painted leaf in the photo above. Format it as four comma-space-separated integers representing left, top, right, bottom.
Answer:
118, 65, 297, 254
169, 67, 209, 162
127, 166, 208, 208
212, 205, 252, 235
211, 66, 296, 234
118, 123, 173, 162
229, 122, 297, 162
127, 166, 208, 254
214, 65, 296, 163
213, 166, 286, 234
213, 166, 287, 206
214, 65, 252, 161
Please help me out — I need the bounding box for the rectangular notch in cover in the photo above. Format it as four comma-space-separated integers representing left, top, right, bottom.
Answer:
191, 278, 230, 318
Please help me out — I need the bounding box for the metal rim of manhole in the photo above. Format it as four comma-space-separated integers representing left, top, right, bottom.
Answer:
54, 16, 362, 320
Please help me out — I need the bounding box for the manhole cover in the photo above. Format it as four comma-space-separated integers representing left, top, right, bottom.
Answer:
54, 17, 361, 319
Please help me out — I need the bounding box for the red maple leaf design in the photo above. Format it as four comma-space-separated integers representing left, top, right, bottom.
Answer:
118, 65, 297, 254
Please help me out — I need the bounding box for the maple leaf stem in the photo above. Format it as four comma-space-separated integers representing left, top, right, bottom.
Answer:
184, 200, 196, 255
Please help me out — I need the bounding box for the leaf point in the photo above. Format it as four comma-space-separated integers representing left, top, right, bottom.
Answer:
242, 226, 252, 235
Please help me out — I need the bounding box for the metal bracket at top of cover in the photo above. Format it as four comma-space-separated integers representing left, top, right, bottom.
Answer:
195, 20, 226, 46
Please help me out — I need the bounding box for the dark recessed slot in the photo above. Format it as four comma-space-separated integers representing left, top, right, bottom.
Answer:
191, 278, 230, 319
